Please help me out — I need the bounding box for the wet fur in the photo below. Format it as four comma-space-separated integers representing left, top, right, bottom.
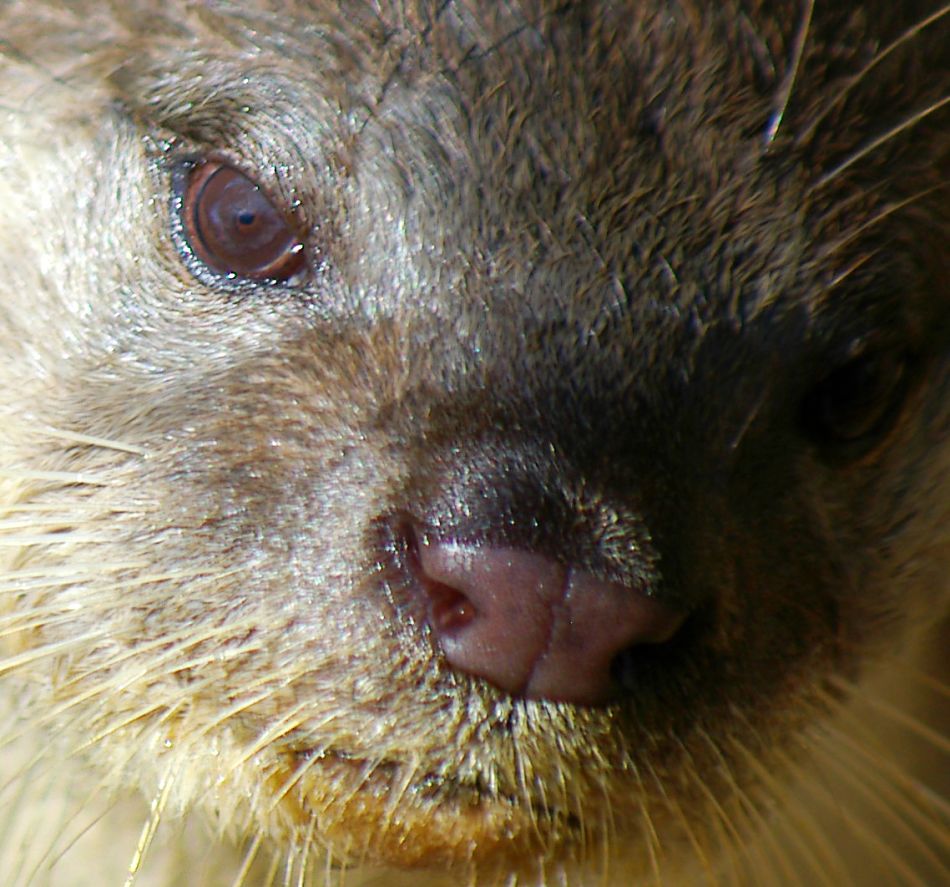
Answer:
0, 1, 947, 885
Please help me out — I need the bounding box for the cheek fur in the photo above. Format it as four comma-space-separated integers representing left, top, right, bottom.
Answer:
0, 2, 947, 886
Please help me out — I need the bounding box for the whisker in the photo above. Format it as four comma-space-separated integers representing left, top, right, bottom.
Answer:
708, 739, 801, 887
196, 685, 309, 763
0, 631, 106, 677
763, 0, 814, 147
217, 687, 310, 746
809, 94, 950, 194
811, 690, 950, 823
0, 532, 111, 546
818, 186, 947, 261
0, 467, 112, 485
780, 693, 950, 884
0, 502, 118, 514
827, 673, 950, 754
727, 732, 851, 886
0, 609, 82, 637
295, 815, 318, 887
681, 733, 753, 886
879, 662, 950, 700
704, 729, 807, 887
2, 566, 229, 599
627, 760, 663, 887
698, 732, 750, 844
797, 3, 950, 146
0, 517, 88, 532
772, 740, 934, 887
10, 621, 263, 749
591, 773, 618, 887
264, 718, 346, 813
808, 729, 949, 871
379, 755, 420, 829
80, 701, 173, 750
820, 250, 876, 295
63, 613, 259, 689
29, 786, 124, 885
0, 561, 147, 584
262, 850, 282, 887
124, 760, 178, 887
647, 753, 718, 884
230, 831, 265, 887
26, 425, 147, 456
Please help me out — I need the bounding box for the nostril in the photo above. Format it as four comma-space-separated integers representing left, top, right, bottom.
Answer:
403, 526, 479, 633
400, 520, 686, 705
609, 613, 695, 695
423, 579, 478, 634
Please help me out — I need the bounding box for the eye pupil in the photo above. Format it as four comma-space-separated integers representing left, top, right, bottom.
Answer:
182, 161, 306, 281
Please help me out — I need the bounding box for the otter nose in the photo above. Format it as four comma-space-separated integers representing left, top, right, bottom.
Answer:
410, 536, 685, 704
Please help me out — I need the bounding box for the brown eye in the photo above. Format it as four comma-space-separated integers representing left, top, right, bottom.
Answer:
801, 348, 914, 451
182, 161, 306, 281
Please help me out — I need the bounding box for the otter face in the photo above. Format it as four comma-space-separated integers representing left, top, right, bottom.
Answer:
0, 2, 947, 885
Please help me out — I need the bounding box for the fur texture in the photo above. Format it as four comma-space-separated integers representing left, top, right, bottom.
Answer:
0, 2, 947, 885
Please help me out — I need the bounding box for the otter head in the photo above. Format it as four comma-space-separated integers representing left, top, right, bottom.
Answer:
0, 1, 947, 884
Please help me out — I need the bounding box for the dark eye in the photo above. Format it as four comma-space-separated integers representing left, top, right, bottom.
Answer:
181, 160, 306, 281
801, 347, 914, 451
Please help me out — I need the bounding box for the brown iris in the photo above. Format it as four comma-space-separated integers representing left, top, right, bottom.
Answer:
182, 161, 306, 281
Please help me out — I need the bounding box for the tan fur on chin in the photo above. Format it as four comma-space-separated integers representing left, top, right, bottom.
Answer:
0, 1, 947, 885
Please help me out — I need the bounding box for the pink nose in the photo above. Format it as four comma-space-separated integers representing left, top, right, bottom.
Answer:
410, 537, 685, 704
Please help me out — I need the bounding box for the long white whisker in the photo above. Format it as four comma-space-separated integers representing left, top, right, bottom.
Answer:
229, 831, 265, 887
0, 467, 113, 485
24, 425, 147, 456
124, 760, 179, 887
0, 632, 106, 677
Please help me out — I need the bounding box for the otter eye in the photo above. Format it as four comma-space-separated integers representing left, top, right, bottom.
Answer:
801, 348, 913, 449
181, 161, 306, 281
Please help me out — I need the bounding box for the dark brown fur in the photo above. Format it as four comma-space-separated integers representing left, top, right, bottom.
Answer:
0, 2, 947, 885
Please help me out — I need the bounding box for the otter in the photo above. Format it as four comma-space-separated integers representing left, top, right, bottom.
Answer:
0, 1, 947, 885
